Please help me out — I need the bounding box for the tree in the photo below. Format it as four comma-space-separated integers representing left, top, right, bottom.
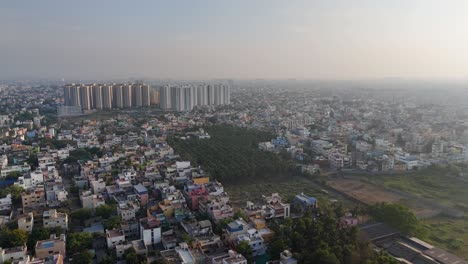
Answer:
0, 228, 28, 248
236, 240, 253, 263
71, 208, 92, 225
28, 227, 52, 253
369, 203, 425, 237
125, 247, 146, 264
95, 204, 116, 219
67, 233, 93, 255
71, 250, 93, 264
103, 216, 121, 230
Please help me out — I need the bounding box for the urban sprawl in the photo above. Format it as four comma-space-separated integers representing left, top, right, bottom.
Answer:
0, 80, 467, 264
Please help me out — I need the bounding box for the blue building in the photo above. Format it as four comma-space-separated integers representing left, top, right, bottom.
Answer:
293, 193, 318, 211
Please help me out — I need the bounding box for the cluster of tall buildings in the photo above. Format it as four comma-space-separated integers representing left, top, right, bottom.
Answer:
159, 84, 231, 111
63, 83, 230, 112
63, 83, 159, 110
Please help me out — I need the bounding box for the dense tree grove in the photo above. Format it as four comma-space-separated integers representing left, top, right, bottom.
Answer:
268, 211, 398, 264
369, 202, 426, 237
168, 126, 301, 183
0, 228, 28, 248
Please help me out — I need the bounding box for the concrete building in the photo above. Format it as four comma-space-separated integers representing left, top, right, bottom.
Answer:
18, 212, 34, 233
122, 85, 132, 108
150, 89, 159, 106
29, 253, 63, 264
106, 229, 126, 249
140, 217, 162, 246
102, 85, 113, 109
112, 84, 124, 108
79, 86, 92, 110
22, 186, 46, 209
43, 209, 68, 230
35, 234, 66, 259
92, 85, 103, 110
0, 245, 28, 263
142, 85, 151, 106
131, 84, 143, 107
212, 250, 247, 264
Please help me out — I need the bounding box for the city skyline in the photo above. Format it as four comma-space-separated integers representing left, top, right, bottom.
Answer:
1, 1, 468, 81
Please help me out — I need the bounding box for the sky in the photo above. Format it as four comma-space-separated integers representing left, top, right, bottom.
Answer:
1, 0, 468, 80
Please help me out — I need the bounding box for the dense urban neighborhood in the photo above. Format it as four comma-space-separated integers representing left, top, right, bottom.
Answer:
0, 80, 467, 264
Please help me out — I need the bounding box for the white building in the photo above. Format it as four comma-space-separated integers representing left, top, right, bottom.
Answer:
236, 229, 266, 257
80, 190, 106, 209
0, 194, 12, 211
106, 229, 126, 249
43, 209, 68, 230
90, 179, 106, 194
118, 201, 139, 221
0, 245, 28, 263
140, 218, 162, 246
18, 213, 34, 233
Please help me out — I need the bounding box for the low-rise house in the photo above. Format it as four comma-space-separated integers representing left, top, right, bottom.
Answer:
181, 219, 213, 238
212, 250, 247, 264
29, 253, 64, 264
134, 184, 149, 206
279, 250, 298, 264
43, 209, 68, 230
293, 193, 317, 213
224, 219, 249, 244
22, 186, 46, 210
17, 212, 34, 233
0, 245, 28, 263
117, 201, 139, 221
140, 217, 162, 246
236, 229, 266, 256
0, 194, 12, 211
35, 234, 66, 259
90, 179, 106, 194
262, 193, 290, 219
80, 190, 105, 209
106, 229, 126, 249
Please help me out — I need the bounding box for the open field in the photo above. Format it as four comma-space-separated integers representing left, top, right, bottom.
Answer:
359, 170, 468, 210
327, 178, 441, 218
423, 215, 468, 259
335, 170, 468, 259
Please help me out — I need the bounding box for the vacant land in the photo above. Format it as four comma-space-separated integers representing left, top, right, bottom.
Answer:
327, 178, 440, 218
360, 170, 468, 210
423, 215, 468, 259
337, 170, 468, 259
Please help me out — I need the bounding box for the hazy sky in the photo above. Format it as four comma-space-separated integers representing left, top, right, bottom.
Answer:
1, 0, 468, 80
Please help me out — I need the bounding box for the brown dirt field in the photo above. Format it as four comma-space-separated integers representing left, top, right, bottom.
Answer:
327, 179, 440, 218
328, 179, 402, 205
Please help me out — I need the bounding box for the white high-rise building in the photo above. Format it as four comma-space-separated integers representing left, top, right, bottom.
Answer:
122, 85, 132, 108
142, 85, 151, 106
102, 85, 113, 109
112, 84, 123, 108
159, 85, 172, 110
92, 85, 103, 110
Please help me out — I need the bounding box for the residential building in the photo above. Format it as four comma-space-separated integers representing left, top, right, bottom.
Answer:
22, 186, 46, 210
140, 217, 162, 246
106, 229, 126, 249
17, 213, 34, 233
0, 245, 28, 264
43, 209, 68, 230
35, 234, 66, 259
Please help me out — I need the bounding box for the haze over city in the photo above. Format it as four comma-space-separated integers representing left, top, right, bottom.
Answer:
1, 0, 468, 80
2, 2, 468, 264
